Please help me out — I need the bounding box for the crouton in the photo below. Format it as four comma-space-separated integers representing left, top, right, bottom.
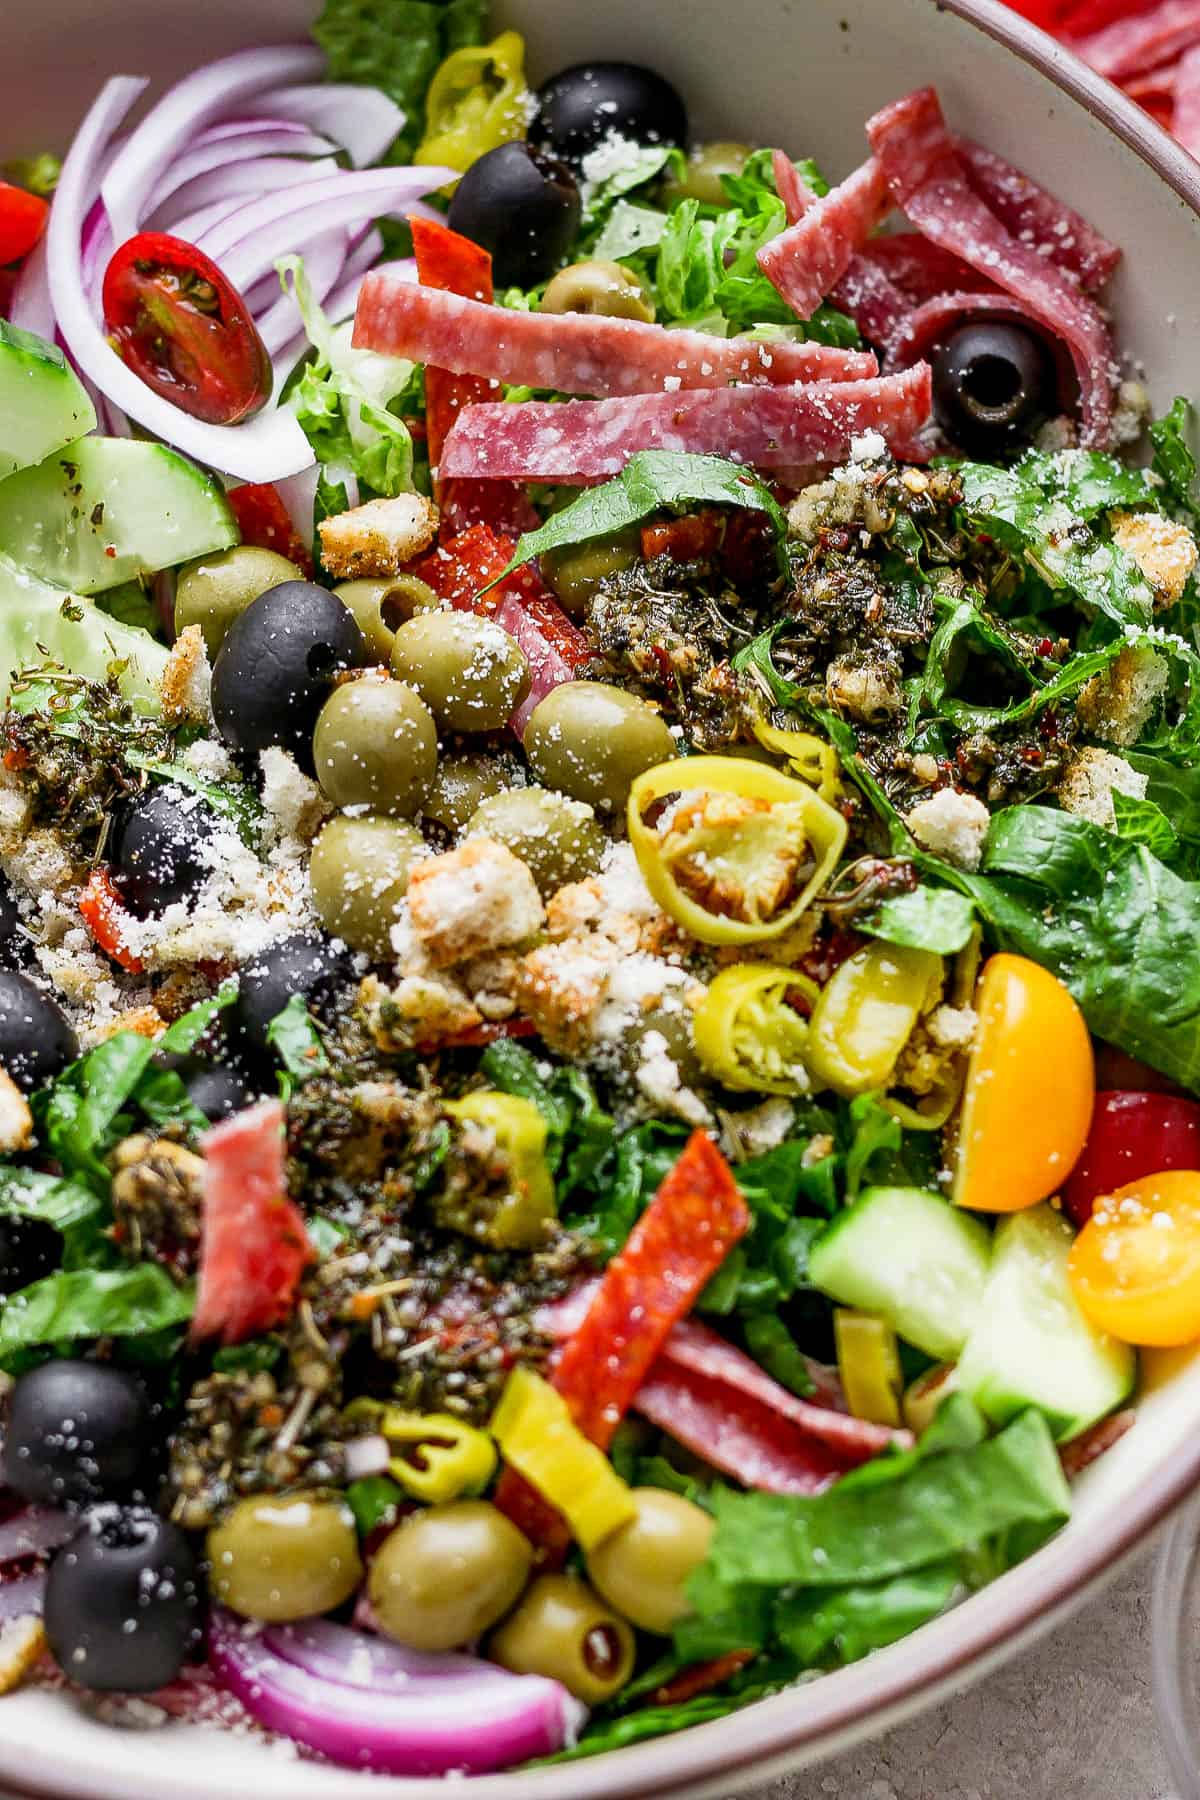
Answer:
405, 840, 544, 968
1059, 747, 1147, 829
317, 493, 439, 579
517, 938, 615, 1054
359, 969, 481, 1052
1076, 643, 1169, 747
258, 747, 330, 846
1109, 509, 1198, 607
159, 624, 212, 724
904, 788, 991, 871
0, 1071, 32, 1154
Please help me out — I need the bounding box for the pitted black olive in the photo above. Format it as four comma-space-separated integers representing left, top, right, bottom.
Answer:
211, 582, 364, 772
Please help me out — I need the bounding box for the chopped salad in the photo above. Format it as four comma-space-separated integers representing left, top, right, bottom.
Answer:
0, 3, 1195, 1776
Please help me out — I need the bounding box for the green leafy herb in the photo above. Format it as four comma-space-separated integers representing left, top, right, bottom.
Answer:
0, 1263, 195, 1362
96, 581, 160, 637
1150, 397, 1198, 516
0, 1167, 101, 1235
773, 1560, 963, 1666
742, 1314, 816, 1397
311, 0, 485, 162
266, 995, 331, 1092
478, 1038, 615, 1205
1111, 789, 1180, 861
581, 144, 678, 231
862, 886, 977, 955
592, 200, 672, 262
2, 151, 60, 196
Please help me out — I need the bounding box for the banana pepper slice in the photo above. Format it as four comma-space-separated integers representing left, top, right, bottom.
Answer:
343, 1401, 497, 1503
693, 964, 820, 1096
627, 755, 848, 947
415, 32, 530, 174
441, 1091, 556, 1249
750, 716, 842, 805
885, 923, 982, 1131
491, 1366, 636, 1550
834, 1309, 903, 1427
805, 939, 944, 1098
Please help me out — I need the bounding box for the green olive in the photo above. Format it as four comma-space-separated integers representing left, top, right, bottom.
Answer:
334, 576, 441, 666
585, 1488, 714, 1635
524, 681, 675, 815
662, 140, 754, 208
541, 260, 655, 323
368, 1500, 532, 1652
465, 786, 606, 895
540, 533, 640, 617
422, 753, 519, 835
390, 612, 530, 733
313, 675, 438, 816
207, 1491, 362, 1623
175, 545, 302, 658
488, 1575, 635, 1704
309, 815, 426, 959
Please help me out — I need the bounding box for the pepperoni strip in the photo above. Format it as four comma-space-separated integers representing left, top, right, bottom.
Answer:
952, 138, 1121, 292
865, 87, 1117, 445
440, 365, 933, 482
633, 1363, 854, 1495
227, 482, 314, 576
757, 157, 891, 321
856, 233, 999, 304
353, 278, 879, 395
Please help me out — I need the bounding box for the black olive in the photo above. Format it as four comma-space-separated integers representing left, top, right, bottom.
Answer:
45, 1505, 201, 1692
211, 582, 364, 773
110, 785, 220, 918
0, 872, 30, 970
6, 1361, 149, 1506
0, 1216, 60, 1295
530, 62, 688, 165
931, 320, 1054, 456
234, 933, 354, 1055
0, 971, 78, 1093
183, 1061, 256, 1121
447, 143, 581, 288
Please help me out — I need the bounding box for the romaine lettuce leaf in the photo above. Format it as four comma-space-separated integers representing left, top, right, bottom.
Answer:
0, 1263, 194, 1361
311, 0, 486, 162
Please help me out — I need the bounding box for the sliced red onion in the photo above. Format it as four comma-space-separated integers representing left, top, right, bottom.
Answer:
8, 240, 54, 339
208, 1609, 583, 1775
194, 115, 337, 149
147, 155, 343, 234
160, 199, 252, 248
0, 1571, 45, 1621
254, 82, 407, 169
48, 78, 313, 482
265, 1619, 499, 1689
0, 1509, 74, 1566
340, 1432, 391, 1482
101, 45, 324, 246
146, 124, 339, 214
273, 465, 320, 543
323, 241, 408, 324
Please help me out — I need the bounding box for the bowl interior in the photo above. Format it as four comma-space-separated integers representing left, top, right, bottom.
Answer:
3, 0, 1200, 1795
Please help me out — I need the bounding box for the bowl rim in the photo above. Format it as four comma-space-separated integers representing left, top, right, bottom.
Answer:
4, 2, 1200, 1797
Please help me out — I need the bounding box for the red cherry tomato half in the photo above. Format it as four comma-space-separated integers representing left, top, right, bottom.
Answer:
1062, 1089, 1200, 1227
102, 232, 272, 426
0, 181, 49, 265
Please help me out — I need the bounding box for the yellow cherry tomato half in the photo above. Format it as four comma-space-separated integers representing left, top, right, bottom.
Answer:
1068, 1170, 1200, 1347
953, 953, 1093, 1214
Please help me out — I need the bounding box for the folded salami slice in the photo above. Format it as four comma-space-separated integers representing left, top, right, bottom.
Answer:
353, 278, 877, 395
771, 149, 911, 348
1173, 43, 1200, 154
633, 1364, 854, 1496
1066, 0, 1200, 81
886, 289, 1060, 374
866, 87, 1118, 444
858, 232, 1000, 303
439, 365, 933, 481
953, 138, 1122, 291
758, 156, 892, 320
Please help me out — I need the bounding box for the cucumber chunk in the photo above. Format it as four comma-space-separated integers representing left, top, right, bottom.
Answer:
808, 1185, 992, 1360
956, 1204, 1136, 1443
0, 436, 237, 595
0, 320, 96, 480
0, 553, 169, 713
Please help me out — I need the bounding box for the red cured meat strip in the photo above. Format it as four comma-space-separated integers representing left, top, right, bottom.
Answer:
1067, 0, 1200, 81
633, 1366, 855, 1495
495, 589, 587, 738
771, 150, 910, 348
1122, 64, 1180, 103
865, 87, 1117, 445
757, 157, 892, 320
952, 138, 1122, 292
192, 1100, 311, 1346
855, 233, 997, 303
1061, 0, 1159, 34
353, 278, 878, 395
886, 289, 1062, 374
1173, 43, 1200, 153
440, 365, 933, 482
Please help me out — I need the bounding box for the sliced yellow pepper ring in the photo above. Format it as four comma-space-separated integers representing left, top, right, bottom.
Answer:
750, 716, 842, 805
442, 1091, 557, 1249
834, 1309, 903, 1427
491, 1367, 636, 1551
627, 755, 848, 947
805, 939, 944, 1098
342, 1401, 497, 1503
885, 925, 983, 1132
415, 31, 530, 175
693, 964, 820, 1096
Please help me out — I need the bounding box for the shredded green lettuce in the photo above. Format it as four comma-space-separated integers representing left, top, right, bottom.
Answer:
311, 0, 487, 163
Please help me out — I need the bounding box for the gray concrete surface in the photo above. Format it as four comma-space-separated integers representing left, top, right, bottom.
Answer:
753, 1553, 1171, 1800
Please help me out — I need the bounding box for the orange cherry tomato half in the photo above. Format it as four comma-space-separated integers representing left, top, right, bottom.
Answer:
953, 952, 1094, 1213
102, 231, 272, 426
1068, 1170, 1200, 1347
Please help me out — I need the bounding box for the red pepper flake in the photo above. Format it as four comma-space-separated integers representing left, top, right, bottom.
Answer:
641, 510, 723, 564
1037, 636, 1055, 657
79, 868, 144, 974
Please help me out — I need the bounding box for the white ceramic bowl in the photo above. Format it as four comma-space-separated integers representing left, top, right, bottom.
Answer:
5, 2, 1200, 1794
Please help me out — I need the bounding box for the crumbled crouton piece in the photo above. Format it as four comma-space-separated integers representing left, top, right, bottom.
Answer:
358, 970, 481, 1052
1076, 643, 1170, 747
258, 747, 331, 846
1110, 509, 1198, 607
0, 1071, 32, 1153
405, 840, 544, 969
0, 1616, 46, 1695
517, 937, 616, 1054
904, 789, 991, 871
928, 1005, 978, 1053
93, 1005, 164, 1043
0, 766, 31, 848
317, 494, 439, 579
0, 827, 76, 896
159, 624, 212, 724
1059, 747, 1147, 828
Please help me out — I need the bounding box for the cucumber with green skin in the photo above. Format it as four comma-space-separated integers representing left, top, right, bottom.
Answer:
0, 436, 237, 595
807, 1184, 993, 1361
0, 320, 96, 480
955, 1204, 1136, 1443
0, 553, 169, 713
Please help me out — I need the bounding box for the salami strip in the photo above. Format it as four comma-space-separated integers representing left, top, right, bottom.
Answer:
1173, 43, 1200, 154
440, 365, 933, 482
353, 279, 878, 395
1066, 0, 1200, 80
758, 156, 892, 320
886, 289, 1064, 376
859, 232, 1000, 303
771, 149, 910, 347
866, 87, 1117, 445
633, 1365, 856, 1495
953, 138, 1122, 291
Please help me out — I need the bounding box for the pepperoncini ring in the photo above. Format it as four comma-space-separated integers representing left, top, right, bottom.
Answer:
441, 1091, 557, 1249
884, 924, 982, 1131
805, 939, 944, 1098
750, 715, 842, 804
490, 1367, 636, 1551
627, 755, 848, 947
834, 1309, 903, 1427
415, 31, 530, 175
342, 1401, 498, 1503
693, 964, 820, 1096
